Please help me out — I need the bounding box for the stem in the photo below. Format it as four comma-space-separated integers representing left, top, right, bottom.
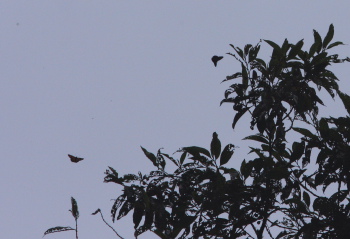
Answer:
75, 218, 78, 239
97, 210, 125, 239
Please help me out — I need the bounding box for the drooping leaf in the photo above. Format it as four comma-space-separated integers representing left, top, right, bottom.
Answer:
221, 72, 242, 83
133, 202, 145, 228
337, 91, 350, 115
323, 24, 334, 49
232, 108, 249, 130
243, 134, 269, 144
111, 194, 126, 222
180, 146, 211, 158
303, 191, 310, 207
43, 226, 75, 237
141, 146, 158, 167
210, 132, 221, 159
220, 144, 235, 166
117, 201, 134, 220
70, 197, 79, 220
104, 166, 124, 185
327, 41, 344, 50
264, 39, 282, 54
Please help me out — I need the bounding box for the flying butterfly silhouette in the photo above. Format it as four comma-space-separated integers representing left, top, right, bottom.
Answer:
68, 154, 84, 163
211, 55, 223, 67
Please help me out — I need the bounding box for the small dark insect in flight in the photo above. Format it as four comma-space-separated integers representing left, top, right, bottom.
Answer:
68, 154, 84, 163
211, 55, 223, 67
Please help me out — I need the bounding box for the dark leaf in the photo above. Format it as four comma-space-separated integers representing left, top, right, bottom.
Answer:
117, 201, 134, 220
288, 39, 304, 59
43, 226, 75, 237
323, 24, 334, 49
303, 191, 311, 207
338, 91, 350, 115
133, 202, 144, 228
243, 134, 269, 144
232, 108, 249, 130
329, 190, 348, 203
180, 146, 211, 158
210, 132, 221, 159
327, 41, 344, 50
220, 144, 235, 166
141, 146, 158, 167
290, 141, 305, 161
70, 197, 79, 220
313, 197, 328, 212
241, 63, 248, 89
221, 72, 242, 83
111, 194, 126, 222
179, 152, 187, 165
268, 167, 289, 180
264, 39, 282, 54
319, 118, 330, 139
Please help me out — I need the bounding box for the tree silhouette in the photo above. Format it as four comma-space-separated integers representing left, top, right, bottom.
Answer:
45, 24, 350, 239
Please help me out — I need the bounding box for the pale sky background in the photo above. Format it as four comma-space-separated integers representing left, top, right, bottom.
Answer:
1, 1, 350, 239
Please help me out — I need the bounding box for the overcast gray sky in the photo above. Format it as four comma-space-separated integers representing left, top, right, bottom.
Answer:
1, 1, 350, 239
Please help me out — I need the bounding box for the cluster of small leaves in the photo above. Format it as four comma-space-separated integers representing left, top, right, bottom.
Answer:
105, 24, 350, 239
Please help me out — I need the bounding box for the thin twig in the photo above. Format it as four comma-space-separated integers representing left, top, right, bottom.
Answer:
93, 209, 125, 239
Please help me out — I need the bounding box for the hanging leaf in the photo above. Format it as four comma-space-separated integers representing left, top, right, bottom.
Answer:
210, 132, 221, 159
220, 144, 235, 166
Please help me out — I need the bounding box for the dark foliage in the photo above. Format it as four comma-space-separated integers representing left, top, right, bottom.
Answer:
104, 24, 350, 238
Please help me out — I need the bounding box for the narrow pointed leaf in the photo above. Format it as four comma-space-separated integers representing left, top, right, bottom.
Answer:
141, 146, 158, 167
232, 108, 249, 129
243, 134, 269, 144
43, 226, 75, 237
327, 41, 344, 50
323, 24, 334, 49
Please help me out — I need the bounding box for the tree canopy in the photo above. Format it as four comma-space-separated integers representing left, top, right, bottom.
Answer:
45, 24, 350, 239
